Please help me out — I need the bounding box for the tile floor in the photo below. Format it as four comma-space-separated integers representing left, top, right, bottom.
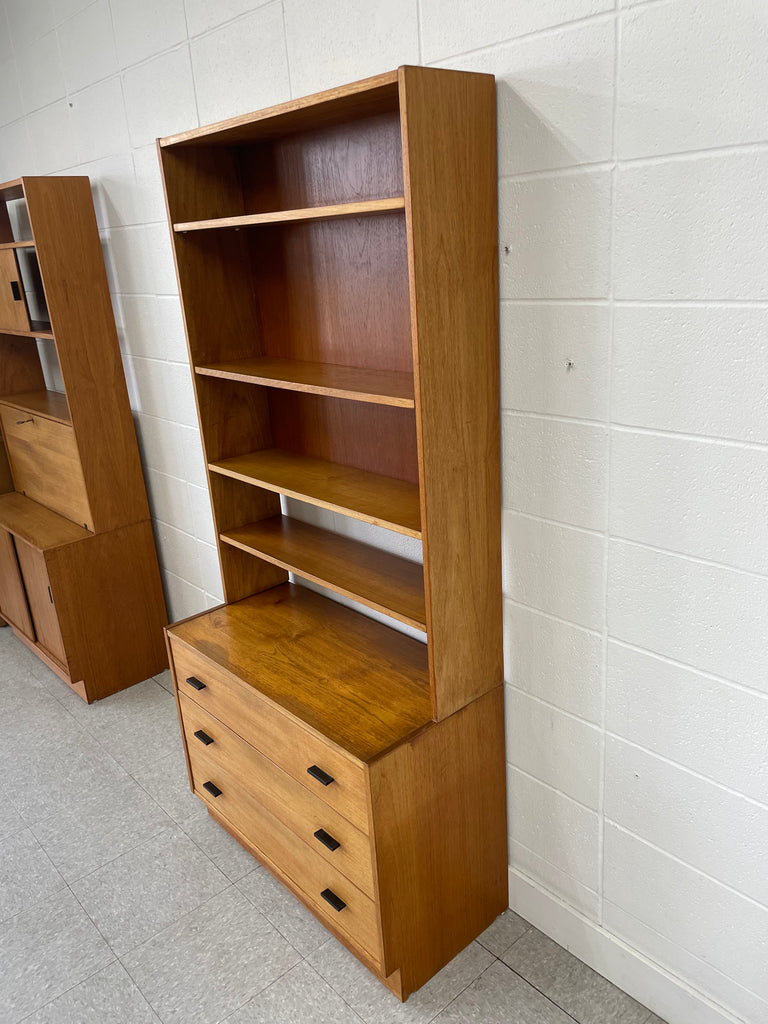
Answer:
0, 626, 668, 1024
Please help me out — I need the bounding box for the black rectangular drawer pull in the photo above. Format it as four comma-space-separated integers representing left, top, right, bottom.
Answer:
202, 781, 221, 798
10, 280, 21, 301
185, 676, 206, 691
320, 888, 346, 912
314, 828, 341, 852
194, 730, 213, 746
307, 764, 334, 786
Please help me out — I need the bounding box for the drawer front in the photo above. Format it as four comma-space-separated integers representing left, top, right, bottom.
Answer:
170, 638, 369, 832
188, 745, 382, 962
0, 407, 92, 530
179, 694, 375, 897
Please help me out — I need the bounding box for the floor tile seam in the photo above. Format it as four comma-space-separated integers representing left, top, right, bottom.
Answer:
233, 874, 312, 963
497, 958, 586, 1024
117, 878, 261, 969
67, 877, 119, 957
421, 947, 504, 1024
218, 957, 320, 1024
428, 957, 504, 1023
65, 819, 181, 890
15, 957, 120, 1023
0, 876, 70, 931
475, 919, 533, 958
303, 958, 368, 1024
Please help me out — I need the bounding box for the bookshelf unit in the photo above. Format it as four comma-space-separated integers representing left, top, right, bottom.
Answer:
159, 66, 505, 999
0, 176, 168, 702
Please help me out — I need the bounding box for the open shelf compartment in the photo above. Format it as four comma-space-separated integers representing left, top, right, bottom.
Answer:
220, 514, 426, 631
209, 448, 421, 539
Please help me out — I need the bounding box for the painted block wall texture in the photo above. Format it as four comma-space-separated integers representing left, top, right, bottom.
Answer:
0, 1, 766, 1021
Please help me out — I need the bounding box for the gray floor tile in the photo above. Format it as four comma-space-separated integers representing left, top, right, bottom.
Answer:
132, 748, 206, 824
22, 961, 161, 1023
646, 1017, 668, 1024
153, 668, 175, 693
181, 809, 257, 881
65, 678, 183, 772
503, 928, 651, 1024
71, 827, 229, 956
434, 959, 575, 1023
0, 888, 113, 1023
476, 909, 530, 957
123, 886, 300, 1024
32, 772, 174, 883
0, 791, 25, 841
0, 827, 65, 922
238, 864, 331, 957
226, 961, 365, 1024
309, 937, 494, 1024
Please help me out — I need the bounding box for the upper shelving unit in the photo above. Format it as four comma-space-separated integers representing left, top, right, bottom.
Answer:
158, 66, 502, 718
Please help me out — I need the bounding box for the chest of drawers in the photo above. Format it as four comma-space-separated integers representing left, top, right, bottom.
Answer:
166, 586, 506, 1000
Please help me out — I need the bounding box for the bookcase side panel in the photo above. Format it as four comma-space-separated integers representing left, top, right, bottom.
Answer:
399, 67, 503, 719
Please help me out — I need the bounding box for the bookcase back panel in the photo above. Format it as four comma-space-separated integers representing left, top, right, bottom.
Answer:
174, 231, 264, 367
269, 391, 419, 485
251, 215, 412, 373
196, 376, 273, 463
0, 335, 45, 395
240, 112, 403, 213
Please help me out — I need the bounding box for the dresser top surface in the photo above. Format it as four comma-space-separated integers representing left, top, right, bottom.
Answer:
168, 583, 433, 763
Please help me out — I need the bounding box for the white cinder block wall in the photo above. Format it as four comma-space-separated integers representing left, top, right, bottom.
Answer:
1, 1, 766, 1022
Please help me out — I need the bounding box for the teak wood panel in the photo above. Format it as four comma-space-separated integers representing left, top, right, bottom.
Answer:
178, 693, 375, 897
0, 250, 30, 332
168, 584, 432, 764
171, 635, 371, 832
399, 66, 503, 719
269, 392, 418, 485
45, 520, 168, 701
160, 70, 399, 148
0, 406, 92, 529
0, 528, 33, 637
195, 358, 415, 408
1, 389, 70, 424
220, 515, 426, 631
0, 335, 45, 396
21, 177, 150, 532
208, 449, 421, 538
370, 686, 508, 996
0, 491, 90, 548
251, 216, 412, 373
174, 198, 404, 232
14, 538, 67, 666
239, 112, 404, 214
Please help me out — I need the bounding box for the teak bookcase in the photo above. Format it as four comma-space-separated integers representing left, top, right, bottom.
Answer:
0, 176, 168, 702
159, 66, 506, 999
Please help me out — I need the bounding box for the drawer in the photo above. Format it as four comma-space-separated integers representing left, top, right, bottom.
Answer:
170, 638, 369, 832
0, 406, 92, 530
188, 744, 382, 962
179, 693, 375, 897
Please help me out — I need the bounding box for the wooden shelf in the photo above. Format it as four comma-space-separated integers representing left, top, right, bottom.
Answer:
0, 240, 34, 250
0, 492, 90, 548
174, 197, 405, 233
209, 448, 421, 538
195, 358, 415, 408
169, 582, 432, 763
220, 515, 426, 631
0, 389, 70, 424
0, 319, 53, 340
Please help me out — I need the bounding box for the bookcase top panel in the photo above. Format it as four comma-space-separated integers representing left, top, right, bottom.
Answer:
159, 70, 400, 149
